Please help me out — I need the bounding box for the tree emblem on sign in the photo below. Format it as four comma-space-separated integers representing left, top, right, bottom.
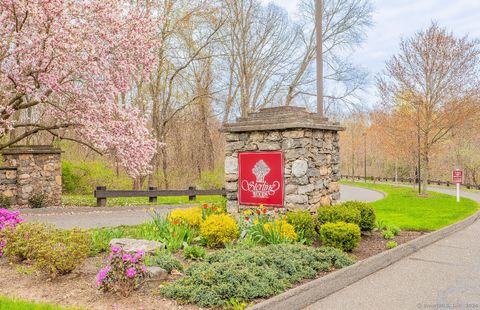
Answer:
252, 160, 271, 183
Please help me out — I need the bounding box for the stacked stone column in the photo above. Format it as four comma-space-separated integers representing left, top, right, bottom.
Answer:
222, 106, 344, 213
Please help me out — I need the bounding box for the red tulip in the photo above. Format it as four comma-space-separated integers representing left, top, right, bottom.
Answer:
256, 209, 261, 216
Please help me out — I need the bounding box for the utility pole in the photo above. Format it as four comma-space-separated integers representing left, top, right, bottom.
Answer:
315, 0, 324, 117
363, 132, 367, 182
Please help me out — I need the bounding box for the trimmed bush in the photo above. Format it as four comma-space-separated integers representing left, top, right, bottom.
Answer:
160, 244, 354, 308
200, 214, 239, 248
317, 205, 361, 226
319, 222, 361, 252
286, 211, 317, 244
340, 201, 376, 232
5, 222, 90, 275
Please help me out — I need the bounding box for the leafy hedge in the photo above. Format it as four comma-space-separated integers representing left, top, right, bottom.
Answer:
160, 244, 354, 307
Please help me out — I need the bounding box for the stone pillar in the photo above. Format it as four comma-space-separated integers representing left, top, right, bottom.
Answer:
1, 146, 62, 207
222, 106, 345, 213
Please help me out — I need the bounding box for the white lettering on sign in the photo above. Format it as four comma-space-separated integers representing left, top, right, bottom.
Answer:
241, 160, 281, 198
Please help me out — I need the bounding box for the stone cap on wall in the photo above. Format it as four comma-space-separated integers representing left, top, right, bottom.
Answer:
221, 106, 345, 133
1, 145, 62, 155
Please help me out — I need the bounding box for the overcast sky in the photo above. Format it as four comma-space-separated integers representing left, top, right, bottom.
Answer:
263, 0, 480, 105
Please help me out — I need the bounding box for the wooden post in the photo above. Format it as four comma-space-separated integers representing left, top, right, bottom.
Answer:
95, 186, 107, 208
188, 186, 196, 201
149, 186, 157, 203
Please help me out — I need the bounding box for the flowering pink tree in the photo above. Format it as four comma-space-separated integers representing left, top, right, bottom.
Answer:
0, 0, 158, 177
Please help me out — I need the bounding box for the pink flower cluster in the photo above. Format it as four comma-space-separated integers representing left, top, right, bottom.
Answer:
97, 246, 148, 296
0, 0, 161, 177
0, 208, 24, 257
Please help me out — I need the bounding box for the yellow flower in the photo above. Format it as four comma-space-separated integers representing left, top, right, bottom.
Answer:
243, 209, 253, 215
168, 207, 202, 227
263, 220, 297, 241
253, 219, 259, 225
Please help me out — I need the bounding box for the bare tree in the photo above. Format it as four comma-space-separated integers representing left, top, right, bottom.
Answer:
284, 0, 373, 113
377, 23, 480, 193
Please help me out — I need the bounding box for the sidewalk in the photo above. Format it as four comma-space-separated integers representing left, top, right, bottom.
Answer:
306, 186, 480, 310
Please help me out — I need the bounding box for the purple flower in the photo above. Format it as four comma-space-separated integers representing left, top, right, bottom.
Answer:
111, 246, 121, 254
97, 266, 111, 285
126, 267, 136, 278
122, 253, 132, 262
140, 265, 147, 273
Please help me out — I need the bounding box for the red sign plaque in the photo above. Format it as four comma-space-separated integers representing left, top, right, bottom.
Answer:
238, 152, 284, 207
452, 170, 463, 184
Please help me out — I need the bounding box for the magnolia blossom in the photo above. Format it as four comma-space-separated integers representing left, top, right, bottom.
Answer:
0, 0, 160, 177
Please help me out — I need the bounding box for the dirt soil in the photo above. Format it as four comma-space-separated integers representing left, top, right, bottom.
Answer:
0, 256, 200, 310
352, 230, 427, 261
0, 231, 427, 310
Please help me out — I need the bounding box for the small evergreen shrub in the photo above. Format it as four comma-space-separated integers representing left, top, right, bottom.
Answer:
160, 244, 354, 308
28, 192, 46, 209
340, 201, 376, 232
317, 206, 361, 226
145, 250, 183, 273
386, 241, 398, 249
200, 214, 239, 248
286, 211, 317, 244
319, 222, 361, 252
183, 245, 206, 260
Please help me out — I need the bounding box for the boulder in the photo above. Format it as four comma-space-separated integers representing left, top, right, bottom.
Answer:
109, 238, 163, 255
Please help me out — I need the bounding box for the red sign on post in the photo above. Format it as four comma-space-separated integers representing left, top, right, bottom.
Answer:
238, 152, 284, 207
452, 170, 463, 184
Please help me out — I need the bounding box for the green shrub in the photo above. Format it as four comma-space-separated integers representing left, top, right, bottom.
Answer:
248, 220, 297, 245
387, 225, 401, 236
319, 222, 361, 252
160, 244, 354, 308
28, 192, 46, 209
386, 241, 398, 249
62, 161, 82, 194
286, 211, 317, 245
183, 245, 206, 260
200, 214, 239, 248
146, 250, 183, 273
317, 206, 361, 226
340, 201, 376, 232
382, 230, 395, 240
0, 194, 12, 209
5, 222, 89, 275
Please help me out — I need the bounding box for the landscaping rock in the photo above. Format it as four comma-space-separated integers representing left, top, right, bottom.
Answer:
147, 266, 168, 280
109, 238, 163, 255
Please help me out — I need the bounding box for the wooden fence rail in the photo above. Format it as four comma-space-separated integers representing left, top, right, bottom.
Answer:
94, 186, 227, 207
340, 175, 480, 190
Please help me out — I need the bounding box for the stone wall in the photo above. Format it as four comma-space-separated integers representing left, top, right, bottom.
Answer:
1, 146, 62, 207
222, 106, 344, 213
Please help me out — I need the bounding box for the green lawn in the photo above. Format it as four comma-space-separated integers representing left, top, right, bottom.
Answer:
62, 194, 225, 207
342, 182, 479, 231
0, 296, 81, 310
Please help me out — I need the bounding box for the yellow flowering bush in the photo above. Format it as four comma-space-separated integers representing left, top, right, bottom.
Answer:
263, 220, 297, 241
168, 207, 203, 227
200, 214, 239, 248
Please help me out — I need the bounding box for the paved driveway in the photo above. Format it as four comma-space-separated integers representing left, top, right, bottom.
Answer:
306, 186, 480, 310
21, 185, 384, 229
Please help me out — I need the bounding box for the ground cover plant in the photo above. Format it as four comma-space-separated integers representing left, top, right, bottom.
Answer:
159, 244, 355, 308
342, 182, 479, 231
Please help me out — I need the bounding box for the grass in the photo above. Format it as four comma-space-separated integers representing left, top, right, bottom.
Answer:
0, 296, 81, 310
342, 181, 479, 231
62, 194, 225, 207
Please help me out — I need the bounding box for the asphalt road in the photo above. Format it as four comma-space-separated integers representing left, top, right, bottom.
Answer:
306, 186, 480, 310
21, 184, 384, 229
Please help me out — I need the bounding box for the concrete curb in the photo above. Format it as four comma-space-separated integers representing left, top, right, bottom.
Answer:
249, 210, 480, 310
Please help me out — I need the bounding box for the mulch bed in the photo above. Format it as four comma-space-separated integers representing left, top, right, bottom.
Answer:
0, 230, 428, 310
352, 230, 427, 261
